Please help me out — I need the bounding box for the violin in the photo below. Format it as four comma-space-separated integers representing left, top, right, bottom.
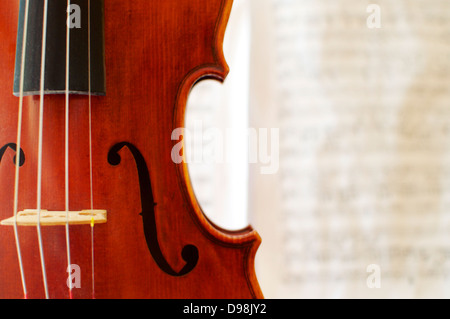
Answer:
0, 0, 263, 299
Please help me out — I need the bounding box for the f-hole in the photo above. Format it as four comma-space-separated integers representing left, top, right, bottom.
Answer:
0, 143, 25, 167
108, 142, 199, 277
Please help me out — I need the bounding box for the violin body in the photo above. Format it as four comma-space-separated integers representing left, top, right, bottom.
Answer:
0, 0, 262, 299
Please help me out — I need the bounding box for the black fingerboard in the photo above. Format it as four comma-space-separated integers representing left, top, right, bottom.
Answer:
13, 0, 105, 96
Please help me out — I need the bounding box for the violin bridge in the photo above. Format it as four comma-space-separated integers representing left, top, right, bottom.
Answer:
0, 209, 107, 227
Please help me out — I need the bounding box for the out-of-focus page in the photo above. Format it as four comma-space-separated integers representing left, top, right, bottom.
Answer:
250, 0, 450, 298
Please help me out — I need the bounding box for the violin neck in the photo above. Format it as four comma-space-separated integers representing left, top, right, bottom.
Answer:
14, 0, 106, 97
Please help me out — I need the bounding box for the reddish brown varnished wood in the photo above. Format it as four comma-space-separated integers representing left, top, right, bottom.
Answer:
0, 0, 263, 299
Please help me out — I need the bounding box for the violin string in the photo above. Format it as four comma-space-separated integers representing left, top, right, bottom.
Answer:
13, 0, 30, 300
37, 0, 50, 299
88, 0, 96, 299
65, 0, 73, 299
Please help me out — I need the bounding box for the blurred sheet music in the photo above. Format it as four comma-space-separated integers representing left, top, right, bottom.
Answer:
250, 0, 450, 298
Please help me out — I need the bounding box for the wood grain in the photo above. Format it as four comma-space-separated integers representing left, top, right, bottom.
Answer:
0, 0, 263, 299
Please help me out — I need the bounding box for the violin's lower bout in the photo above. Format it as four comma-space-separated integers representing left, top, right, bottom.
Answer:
0, 0, 263, 299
